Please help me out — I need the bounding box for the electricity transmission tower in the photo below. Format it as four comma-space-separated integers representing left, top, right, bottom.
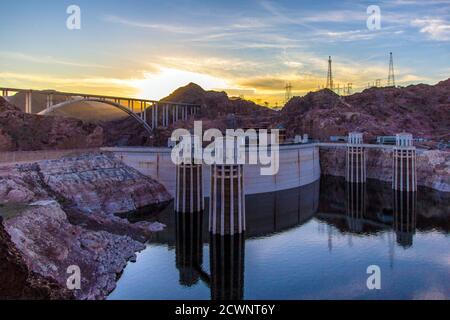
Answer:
347, 83, 353, 95
388, 52, 396, 87
284, 82, 292, 103
326, 56, 334, 91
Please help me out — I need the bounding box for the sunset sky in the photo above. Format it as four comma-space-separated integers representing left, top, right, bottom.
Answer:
1, 0, 449, 106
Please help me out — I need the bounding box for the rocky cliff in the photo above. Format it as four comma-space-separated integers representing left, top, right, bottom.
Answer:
320, 147, 450, 192
281, 79, 450, 143
0, 152, 172, 299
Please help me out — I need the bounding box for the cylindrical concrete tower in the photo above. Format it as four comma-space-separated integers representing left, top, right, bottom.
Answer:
175, 136, 204, 213
209, 164, 245, 235
175, 163, 204, 213
346, 132, 367, 183
393, 133, 417, 192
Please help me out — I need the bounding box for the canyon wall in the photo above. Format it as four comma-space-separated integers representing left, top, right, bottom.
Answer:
0, 152, 172, 299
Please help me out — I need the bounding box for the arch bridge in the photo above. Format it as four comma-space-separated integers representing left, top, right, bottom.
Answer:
0, 87, 201, 135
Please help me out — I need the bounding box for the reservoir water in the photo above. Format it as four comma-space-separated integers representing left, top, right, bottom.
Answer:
109, 176, 450, 300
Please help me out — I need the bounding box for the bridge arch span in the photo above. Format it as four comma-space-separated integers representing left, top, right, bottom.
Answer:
38, 98, 153, 135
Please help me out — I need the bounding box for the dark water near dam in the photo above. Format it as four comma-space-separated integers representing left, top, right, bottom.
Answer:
109, 176, 450, 300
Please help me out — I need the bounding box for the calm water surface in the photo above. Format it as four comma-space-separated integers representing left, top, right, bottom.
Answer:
109, 176, 450, 300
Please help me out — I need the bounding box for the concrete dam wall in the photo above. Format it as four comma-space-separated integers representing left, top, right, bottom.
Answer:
101, 144, 321, 197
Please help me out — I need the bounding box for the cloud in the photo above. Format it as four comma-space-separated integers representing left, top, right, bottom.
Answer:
302, 10, 366, 23
0, 72, 139, 97
322, 30, 376, 41
103, 15, 196, 34
0, 51, 111, 69
412, 18, 450, 41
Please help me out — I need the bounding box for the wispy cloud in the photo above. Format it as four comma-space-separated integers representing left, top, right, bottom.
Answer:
0, 72, 138, 94
0, 51, 111, 69
412, 18, 450, 41
301, 10, 366, 23
103, 15, 196, 34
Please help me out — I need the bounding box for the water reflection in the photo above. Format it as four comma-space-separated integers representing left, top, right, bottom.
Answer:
344, 182, 418, 248
346, 183, 366, 233
210, 234, 245, 300
175, 212, 203, 286
175, 211, 245, 300
393, 191, 416, 248
109, 176, 450, 300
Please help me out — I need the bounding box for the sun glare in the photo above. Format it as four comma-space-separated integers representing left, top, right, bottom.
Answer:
132, 67, 229, 100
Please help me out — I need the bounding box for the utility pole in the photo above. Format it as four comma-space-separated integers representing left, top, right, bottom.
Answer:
388, 52, 396, 87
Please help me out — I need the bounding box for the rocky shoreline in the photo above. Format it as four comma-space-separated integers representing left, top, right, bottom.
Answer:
0, 152, 172, 299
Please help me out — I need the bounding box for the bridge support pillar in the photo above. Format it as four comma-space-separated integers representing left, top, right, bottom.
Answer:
142, 102, 147, 124
393, 133, 416, 192
164, 105, 167, 127
1, 89, 7, 97
165, 105, 170, 127
25, 91, 32, 114
46, 93, 53, 109
209, 164, 245, 235
151, 105, 155, 129
172, 105, 175, 124
153, 104, 159, 129
346, 132, 366, 183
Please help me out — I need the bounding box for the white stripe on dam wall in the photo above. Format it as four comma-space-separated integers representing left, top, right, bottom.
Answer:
101, 144, 321, 197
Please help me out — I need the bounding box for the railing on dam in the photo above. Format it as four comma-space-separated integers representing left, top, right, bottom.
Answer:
0, 148, 102, 165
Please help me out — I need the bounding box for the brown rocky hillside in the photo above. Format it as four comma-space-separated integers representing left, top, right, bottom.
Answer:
280, 79, 450, 142
0, 97, 104, 151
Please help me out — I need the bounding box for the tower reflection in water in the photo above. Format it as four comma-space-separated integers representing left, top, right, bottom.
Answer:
339, 177, 417, 249
209, 234, 245, 300
175, 211, 203, 286
393, 191, 416, 248
174, 211, 246, 300
346, 182, 366, 233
